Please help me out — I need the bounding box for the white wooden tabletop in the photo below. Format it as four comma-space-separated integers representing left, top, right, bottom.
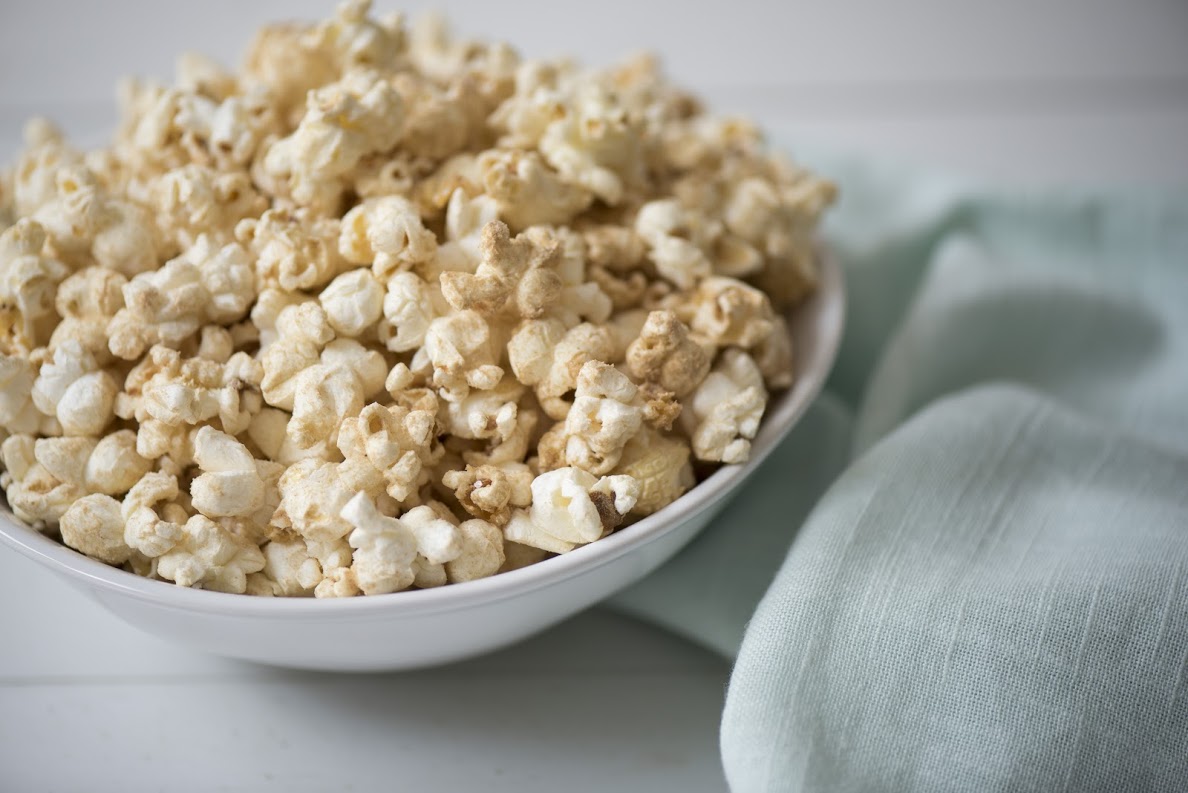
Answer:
1, 2, 1186, 791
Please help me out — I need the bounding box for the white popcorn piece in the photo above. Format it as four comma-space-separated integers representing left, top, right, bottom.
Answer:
318, 268, 384, 337
107, 234, 255, 360
31, 340, 118, 437
1, 435, 91, 526
418, 310, 504, 402
85, 429, 152, 496
479, 149, 592, 230
189, 426, 266, 518
123, 345, 264, 438
51, 266, 127, 361
336, 401, 440, 503
0, 219, 70, 353
155, 514, 266, 593
257, 536, 325, 597
534, 322, 617, 420
504, 467, 639, 553
261, 69, 404, 212
378, 271, 441, 353
339, 196, 437, 279
635, 199, 713, 289
442, 378, 524, 442
11, 119, 84, 217
32, 167, 162, 277
339, 492, 419, 595
154, 164, 266, 249
0, 354, 43, 434
60, 494, 131, 565
563, 361, 643, 475
272, 458, 357, 543
538, 84, 645, 205
688, 276, 777, 350
683, 349, 768, 464
236, 208, 345, 293
121, 471, 186, 558
287, 339, 387, 449
445, 519, 505, 583
431, 187, 500, 274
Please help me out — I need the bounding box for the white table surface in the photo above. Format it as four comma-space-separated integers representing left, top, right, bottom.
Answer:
1, 2, 1185, 791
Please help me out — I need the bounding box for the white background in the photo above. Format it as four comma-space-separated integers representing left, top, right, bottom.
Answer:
1, 1, 1186, 791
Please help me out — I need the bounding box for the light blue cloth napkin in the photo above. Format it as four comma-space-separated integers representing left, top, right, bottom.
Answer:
611, 155, 1188, 792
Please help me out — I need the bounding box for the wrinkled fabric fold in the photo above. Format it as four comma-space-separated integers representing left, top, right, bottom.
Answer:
610, 155, 1188, 792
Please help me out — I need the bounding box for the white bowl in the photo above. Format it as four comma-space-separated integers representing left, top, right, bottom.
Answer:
0, 253, 844, 672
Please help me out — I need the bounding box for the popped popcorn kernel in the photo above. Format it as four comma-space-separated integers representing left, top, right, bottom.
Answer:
0, 3, 832, 595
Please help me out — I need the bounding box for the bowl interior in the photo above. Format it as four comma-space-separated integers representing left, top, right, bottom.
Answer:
0, 251, 845, 617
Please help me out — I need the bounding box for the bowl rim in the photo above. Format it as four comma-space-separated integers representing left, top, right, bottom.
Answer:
0, 252, 845, 618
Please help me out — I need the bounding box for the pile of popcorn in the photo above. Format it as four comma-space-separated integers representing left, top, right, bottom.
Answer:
0, 1, 835, 597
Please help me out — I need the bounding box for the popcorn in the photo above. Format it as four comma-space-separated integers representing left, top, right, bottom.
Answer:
33, 167, 162, 276
562, 361, 644, 475
318, 268, 384, 337
236, 208, 345, 292
32, 340, 118, 437
154, 164, 267, 250
261, 69, 404, 212
189, 427, 266, 518
683, 349, 768, 464
107, 235, 255, 360
479, 150, 592, 230
85, 430, 153, 496
625, 310, 710, 397
0, 2, 831, 596
635, 199, 712, 289
0, 354, 43, 434
338, 196, 436, 279
417, 310, 504, 402
51, 266, 127, 360
1, 435, 90, 526
0, 219, 69, 354
378, 271, 440, 352
338, 493, 417, 595
155, 514, 266, 593
688, 276, 776, 349
121, 471, 186, 558
613, 428, 694, 515
504, 467, 640, 553
336, 401, 441, 502
60, 494, 131, 565
446, 519, 506, 583
440, 221, 563, 320
442, 462, 532, 526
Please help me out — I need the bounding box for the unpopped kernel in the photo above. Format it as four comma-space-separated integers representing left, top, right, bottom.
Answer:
0, 1, 833, 595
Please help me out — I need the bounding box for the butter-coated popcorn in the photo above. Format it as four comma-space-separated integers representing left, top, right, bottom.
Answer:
0, 3, 832, 596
